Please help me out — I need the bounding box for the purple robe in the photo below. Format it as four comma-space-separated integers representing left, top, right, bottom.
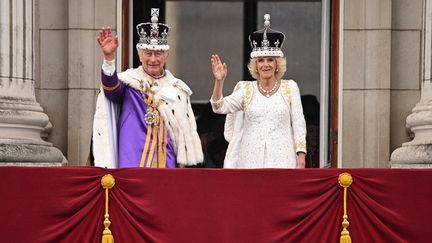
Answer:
101, 70, 176, 168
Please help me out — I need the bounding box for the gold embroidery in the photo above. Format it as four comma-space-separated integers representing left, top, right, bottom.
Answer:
243, 81, 252, 108
146, 122, 158, 167
213, 97, 224, 110
157, 122, 168, 168
139, 123, 153, 167
157, 99, 166, 107
137, 79, 168, 168
296, 141, 307, 152
102, 81, 120, 91
281, 80, 291, 105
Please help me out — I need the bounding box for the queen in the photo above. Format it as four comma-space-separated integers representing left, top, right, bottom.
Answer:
210, 14, 307, 168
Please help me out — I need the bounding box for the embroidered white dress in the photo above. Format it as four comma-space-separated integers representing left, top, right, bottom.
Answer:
211, 80, 306, 168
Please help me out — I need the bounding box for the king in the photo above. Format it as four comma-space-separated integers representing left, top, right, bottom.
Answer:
92, 8, 203, 168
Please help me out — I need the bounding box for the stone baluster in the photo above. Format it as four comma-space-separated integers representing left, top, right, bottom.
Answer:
391, 0, 432, 167
0, 0, 64, 165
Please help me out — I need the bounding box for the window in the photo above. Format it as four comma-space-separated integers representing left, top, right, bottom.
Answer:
121, 0, 335, 168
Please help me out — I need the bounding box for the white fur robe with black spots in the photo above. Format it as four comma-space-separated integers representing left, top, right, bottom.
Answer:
92, 67, 203, 168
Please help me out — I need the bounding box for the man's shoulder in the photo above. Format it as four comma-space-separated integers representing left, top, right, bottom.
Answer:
165, 70, 192, 96
118, 68, 140, 80
115, 68, 141, 88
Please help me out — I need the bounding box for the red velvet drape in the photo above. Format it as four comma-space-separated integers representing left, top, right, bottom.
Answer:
1, 167, 431, 242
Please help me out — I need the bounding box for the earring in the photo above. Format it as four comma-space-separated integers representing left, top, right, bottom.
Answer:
255, 69, 258, 73
276, 68, 279, 72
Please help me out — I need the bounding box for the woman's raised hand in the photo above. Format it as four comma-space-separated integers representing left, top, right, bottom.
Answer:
211, 54, 227, 83
97, 27, 118, 61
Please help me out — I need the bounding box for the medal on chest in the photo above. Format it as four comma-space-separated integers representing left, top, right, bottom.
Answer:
144, 111, 155, 125
138, 79, 165, 125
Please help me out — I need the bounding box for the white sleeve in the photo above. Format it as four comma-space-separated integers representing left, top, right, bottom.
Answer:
290, 81, 307, 153
102, 59, 116, 76
210, 83, 245, 114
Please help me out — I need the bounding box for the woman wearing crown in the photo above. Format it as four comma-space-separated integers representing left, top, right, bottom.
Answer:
210, 14, 307, 168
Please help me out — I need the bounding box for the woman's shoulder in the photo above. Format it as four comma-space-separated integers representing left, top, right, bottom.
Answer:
281, 79, 300, 89
281, 79, 296, 84
234, 80, 254, 86
233, 80, 256, 91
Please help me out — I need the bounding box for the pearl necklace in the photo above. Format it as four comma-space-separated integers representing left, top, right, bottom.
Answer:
258, 81, 279, 97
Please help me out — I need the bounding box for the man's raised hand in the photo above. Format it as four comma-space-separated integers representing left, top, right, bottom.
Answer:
97, 27, 118, 61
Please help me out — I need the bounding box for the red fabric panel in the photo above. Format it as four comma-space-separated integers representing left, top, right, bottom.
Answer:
347, 169, 432, 242
1, 167, 431, 243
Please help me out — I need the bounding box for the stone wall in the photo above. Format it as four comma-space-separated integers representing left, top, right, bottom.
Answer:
36, 0, 117, 165
0, 0, 64, 165
342, 0, 393, 167
24, 0, 428, 167
390, 0, 423, 158
391, 0, 432, 167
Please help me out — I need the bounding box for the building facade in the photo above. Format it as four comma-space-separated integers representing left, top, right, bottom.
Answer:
1, 0, 430, 167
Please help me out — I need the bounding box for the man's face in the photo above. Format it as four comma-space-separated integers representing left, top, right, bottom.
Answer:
139, 50, 168, 77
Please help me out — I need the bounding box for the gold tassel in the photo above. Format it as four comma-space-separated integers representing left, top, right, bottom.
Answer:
338, 173, 353, 243
157, 117, 167, 168
101, 174, 115, 243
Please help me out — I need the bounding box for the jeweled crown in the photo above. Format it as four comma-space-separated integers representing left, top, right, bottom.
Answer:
249, 14, 285, 58
136, 8, 170, 51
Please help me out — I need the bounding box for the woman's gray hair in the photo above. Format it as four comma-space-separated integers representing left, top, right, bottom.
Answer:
247, 57, 287, 81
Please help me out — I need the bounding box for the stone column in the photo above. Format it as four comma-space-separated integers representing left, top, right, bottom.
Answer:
391, 0, 432, 167
342, 0, 392, 167
0, 0, 64, 165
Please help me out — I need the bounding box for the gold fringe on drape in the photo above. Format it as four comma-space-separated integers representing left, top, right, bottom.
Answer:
101, 174, 115, 243
338, 172, 353, 243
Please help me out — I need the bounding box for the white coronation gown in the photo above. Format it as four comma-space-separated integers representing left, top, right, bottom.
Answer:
211, 80, 307, 168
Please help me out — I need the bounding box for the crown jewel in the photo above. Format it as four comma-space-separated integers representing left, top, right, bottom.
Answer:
249, 14, 285, 58
136, 8, 170, 51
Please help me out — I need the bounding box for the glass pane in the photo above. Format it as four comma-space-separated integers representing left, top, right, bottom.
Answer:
258, 1, 322, 167
258, 1, 322, 98
166, 2, 244, 102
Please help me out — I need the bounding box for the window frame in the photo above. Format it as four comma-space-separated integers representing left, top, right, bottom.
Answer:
118, 0, 340, 168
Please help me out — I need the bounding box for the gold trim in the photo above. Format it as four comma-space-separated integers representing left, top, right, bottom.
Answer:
213, 97, 224, 110
140, 124, 153, 167
157, 120, 166, 168
146, 124, 158, 167
281, 80, 291, 105
102, 82, 121, 91
101, 174, 115, 243
243, 82, 252, 108
137, 79, 168, 168
338, 173, 353, 243
296, 141, 307, 152
338, 173, 353, 188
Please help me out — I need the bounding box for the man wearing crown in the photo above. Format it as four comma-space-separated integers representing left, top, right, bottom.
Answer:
92, 8, 203, 168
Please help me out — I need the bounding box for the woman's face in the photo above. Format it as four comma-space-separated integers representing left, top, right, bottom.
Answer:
256, 57, 277, 80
